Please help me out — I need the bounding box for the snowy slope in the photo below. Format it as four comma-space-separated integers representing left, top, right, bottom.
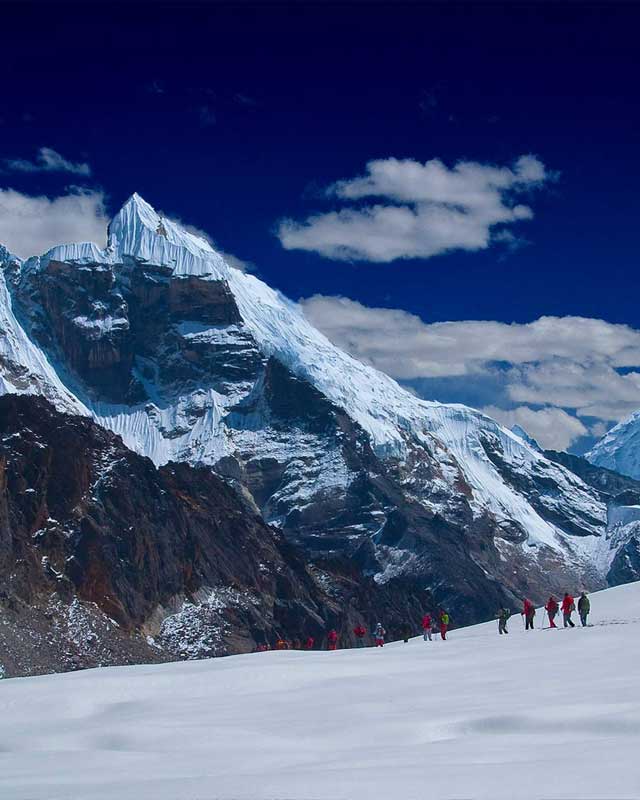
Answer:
0, 194, 620, 584
0, 268, 87, 415
588, 410, 640, 480
1, 580, 639, 800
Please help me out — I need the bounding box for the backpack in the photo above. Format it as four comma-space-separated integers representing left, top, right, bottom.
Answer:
503, 608, 511, 620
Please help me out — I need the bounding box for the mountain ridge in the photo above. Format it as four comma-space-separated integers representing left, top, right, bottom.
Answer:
0, 194, 636, 627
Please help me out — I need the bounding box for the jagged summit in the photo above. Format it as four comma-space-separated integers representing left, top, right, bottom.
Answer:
0, 244, 22, 269
31, 192, 231, 280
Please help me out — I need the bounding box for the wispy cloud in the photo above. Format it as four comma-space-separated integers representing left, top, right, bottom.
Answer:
0, 187, 108, 258
4, 147, 91, 176
301, 295, 640, 449
482, 406, 588, 451
278, 155, 554, 263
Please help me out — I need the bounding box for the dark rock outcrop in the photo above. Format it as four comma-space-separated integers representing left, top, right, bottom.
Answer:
0, 395, 439, 677
544, 449, 640, 500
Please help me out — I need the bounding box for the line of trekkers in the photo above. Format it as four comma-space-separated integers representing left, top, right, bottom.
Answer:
496, 591, 591, 634
255, 591, 592, 652
253, 609, 451, 652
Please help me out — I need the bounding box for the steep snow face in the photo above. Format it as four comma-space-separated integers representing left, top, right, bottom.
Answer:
588, 410, 640, 480
0, 268, 87, 415
0, 195, 615, 585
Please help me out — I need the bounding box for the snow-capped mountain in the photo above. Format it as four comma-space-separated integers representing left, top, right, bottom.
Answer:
0, 194, 633, 617
587, 410, 640, 481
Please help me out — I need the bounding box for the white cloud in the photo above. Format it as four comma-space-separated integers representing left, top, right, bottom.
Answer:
0, 188, 108, 259
301, 294, 640, 449
278, 155, 552, 262
482, 406, 588, 451
4, 147, 91, 176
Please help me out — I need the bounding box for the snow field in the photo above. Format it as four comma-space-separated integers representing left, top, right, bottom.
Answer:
1, 581, 639, 800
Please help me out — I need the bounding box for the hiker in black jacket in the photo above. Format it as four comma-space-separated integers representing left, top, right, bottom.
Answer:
578, 592, 590, 626
497, 607, 511, 634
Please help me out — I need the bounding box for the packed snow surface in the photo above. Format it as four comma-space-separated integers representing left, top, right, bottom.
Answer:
1, 581, 639, 800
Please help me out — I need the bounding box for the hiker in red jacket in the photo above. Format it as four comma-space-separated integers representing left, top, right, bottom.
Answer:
561, 593, 576, 628
522, 598, 536, 630
327, 629, 339, 650
545, 596, 559, 628
304, 635, 315, 650
353, 624, 367, 647
422, 613, 432, 641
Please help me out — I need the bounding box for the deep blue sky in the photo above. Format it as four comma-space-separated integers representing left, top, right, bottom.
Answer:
2, 2, 639, 451
2, 2, 638, 323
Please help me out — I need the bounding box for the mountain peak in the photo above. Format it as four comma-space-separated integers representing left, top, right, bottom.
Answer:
587, 410, 640, 480
116, 192, 162, 229
511, 424, 542, 452
105, 192, 228, 278
0, 244, 22, 270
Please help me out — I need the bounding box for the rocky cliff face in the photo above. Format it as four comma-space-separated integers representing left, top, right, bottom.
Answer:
544, 449, 640, 499
0, 194, 632, 656
0, 394, 439, 676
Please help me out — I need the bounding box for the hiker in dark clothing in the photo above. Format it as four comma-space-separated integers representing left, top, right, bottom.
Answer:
497, 607, 510, 634
400, 622, 412, 643
578, 592, 590, 626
